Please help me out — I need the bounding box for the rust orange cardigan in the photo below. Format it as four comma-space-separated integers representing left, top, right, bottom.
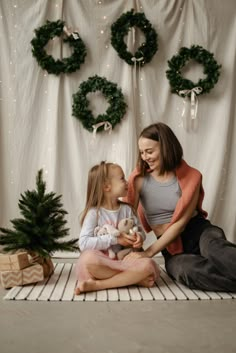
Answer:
126, 159, 208, 255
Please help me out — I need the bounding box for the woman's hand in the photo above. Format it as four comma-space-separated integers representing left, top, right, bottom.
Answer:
117, 232, 136, 247
123, 250, 149, 261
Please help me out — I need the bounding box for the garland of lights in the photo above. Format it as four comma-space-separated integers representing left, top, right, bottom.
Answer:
31, 20, 87, 75
111, 9, 158, 66
72, 75, 127, 133
166, 45, 221, 97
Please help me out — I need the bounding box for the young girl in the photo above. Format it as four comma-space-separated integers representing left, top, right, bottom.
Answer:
74, 161, 160, 294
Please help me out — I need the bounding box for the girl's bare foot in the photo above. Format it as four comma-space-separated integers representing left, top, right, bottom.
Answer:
138, 275, 155, 288
74, 287, 81, 295
74, 279, 98, 295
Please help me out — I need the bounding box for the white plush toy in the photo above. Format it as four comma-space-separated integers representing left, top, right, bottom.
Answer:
94, 224, 120, 259
116, 218, 144, 260
94, 218, 144, 260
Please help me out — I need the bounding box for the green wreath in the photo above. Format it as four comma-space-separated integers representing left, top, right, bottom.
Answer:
72, 75, 127, 133
166, 45, 221, 97
31, 20, 87, 75
111, 9, 158, 66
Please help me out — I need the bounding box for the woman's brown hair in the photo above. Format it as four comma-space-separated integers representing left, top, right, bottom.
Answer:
137, 122, 183, 175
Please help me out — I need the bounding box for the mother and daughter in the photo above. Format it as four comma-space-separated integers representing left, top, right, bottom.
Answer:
75, 122, 236, 294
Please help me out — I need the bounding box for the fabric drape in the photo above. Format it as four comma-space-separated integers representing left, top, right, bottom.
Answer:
0, 0, 235, 257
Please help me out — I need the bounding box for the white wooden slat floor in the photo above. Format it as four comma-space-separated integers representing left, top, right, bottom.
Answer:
3, 263, 236, 301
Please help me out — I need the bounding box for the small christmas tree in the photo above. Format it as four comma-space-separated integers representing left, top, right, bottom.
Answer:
0, 169, 79, 277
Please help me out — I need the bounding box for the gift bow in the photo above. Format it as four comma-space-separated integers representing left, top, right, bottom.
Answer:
92, 121, 112, 138
178, 87, 203, 120
63, 25, 79, 40
131, 56, 144, 64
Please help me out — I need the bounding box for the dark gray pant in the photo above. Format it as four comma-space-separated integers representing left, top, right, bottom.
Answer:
163, 215, 236, 292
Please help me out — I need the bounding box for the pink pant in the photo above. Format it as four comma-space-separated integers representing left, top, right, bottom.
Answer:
75, 249, 160, 281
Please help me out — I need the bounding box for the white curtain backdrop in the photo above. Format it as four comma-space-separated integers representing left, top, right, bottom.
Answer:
0, 0, 235, 257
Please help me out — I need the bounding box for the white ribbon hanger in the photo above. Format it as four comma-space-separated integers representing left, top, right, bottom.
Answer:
92, 121, 112, 138
63, 25, 79, 40
131, 56, 144, 88
131, 25, 144, 88
178, 87, 203, 121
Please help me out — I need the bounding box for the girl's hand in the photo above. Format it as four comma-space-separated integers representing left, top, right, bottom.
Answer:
117, 232, 136, 247
132, 233, 143, 249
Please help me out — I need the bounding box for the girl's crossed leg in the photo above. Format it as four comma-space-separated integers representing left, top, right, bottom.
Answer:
75, 249, 159, 294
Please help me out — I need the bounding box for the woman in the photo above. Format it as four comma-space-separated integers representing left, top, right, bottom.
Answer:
125, 122, 236, 292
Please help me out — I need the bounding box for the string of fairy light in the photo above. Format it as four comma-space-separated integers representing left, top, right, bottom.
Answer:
41, 1, 64, 176
1, 2, 19, 185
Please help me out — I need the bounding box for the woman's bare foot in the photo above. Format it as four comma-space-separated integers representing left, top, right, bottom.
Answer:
74, 279, 98, 295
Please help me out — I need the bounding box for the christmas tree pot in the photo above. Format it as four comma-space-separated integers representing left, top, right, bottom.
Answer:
28, 252, 54, 278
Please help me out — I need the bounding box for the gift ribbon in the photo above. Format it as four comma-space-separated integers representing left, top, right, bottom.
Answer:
132, 26, 135, 46
131, 56, 144, 88
63, 25, 79, 40
178, 87, 203, 121
92, 121, 112, 138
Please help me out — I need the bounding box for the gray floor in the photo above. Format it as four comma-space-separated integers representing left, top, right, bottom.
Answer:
0, 256, 235, 353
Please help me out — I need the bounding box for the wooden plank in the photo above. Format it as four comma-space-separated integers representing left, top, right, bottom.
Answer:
117, 287, 130, 301
192, 289, 211, 300
27, 262, 59, 301
50, 263, 72, 301
160, 264, 198, 300
84, 291, 97, 301
128, 286, 142, 301
37, 263, 64, 301
160, 267, 187, 300
26, 276, 50, 301
204, 291, 221, 300
62, 264, 77, 301
107, 288, 119, 301
15, 284, 35, 300
156, 276, 176, 300
138, 287, 154, 301
148, 284, 165, 300
216, 291, 234, 299
3, 286, 22, 300
96, 289, 108, 301
162, 280, 187, 300
173, 281, 199, 300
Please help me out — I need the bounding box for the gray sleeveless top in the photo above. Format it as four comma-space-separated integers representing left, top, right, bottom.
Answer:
139, 174, 182, 225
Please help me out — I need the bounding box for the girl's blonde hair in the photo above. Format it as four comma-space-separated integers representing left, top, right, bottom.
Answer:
80, 161, 118, 225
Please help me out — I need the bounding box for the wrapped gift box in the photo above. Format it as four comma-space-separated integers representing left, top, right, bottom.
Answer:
0, 263, 44, 288
0, 252, 30, 271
